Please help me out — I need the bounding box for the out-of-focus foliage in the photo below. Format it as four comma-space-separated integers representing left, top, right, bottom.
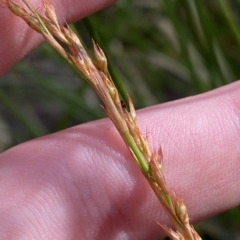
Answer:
0, 0, 240, 238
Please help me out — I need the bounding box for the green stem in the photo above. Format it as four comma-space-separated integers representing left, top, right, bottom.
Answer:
217, 0, 240, 48
122, 131, 149, 175
163, 0, 205, 93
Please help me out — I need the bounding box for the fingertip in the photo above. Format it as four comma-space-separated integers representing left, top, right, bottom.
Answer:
0, 0, 116, 76
54, 0, 117, 23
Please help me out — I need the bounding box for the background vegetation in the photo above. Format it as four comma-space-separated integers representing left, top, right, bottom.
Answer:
0, 0, 240, 239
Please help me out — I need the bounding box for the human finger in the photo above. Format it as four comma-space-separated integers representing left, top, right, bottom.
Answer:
0, 81, 239, 239
0, 0, 116, 76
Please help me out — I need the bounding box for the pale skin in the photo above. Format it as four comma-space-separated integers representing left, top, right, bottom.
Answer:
0, 0, 240, 239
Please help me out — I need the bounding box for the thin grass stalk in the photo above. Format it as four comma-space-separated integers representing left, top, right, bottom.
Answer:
192, 0, 229, 88
216, 0, 240, 49
162, 0, 205, 93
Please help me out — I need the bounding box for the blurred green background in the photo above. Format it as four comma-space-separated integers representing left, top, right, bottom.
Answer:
0, 0, 240, 239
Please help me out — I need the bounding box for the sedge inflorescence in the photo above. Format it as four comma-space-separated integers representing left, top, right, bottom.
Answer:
0, 1, 202, 239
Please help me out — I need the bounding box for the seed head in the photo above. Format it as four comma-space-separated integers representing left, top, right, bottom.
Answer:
93, 41, 108, 74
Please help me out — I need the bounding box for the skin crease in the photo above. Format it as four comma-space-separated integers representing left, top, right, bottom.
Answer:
0, 0, 240, 239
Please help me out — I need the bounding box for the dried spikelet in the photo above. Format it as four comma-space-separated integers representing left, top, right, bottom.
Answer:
93, 41, 108, 74
42, 0, 59, 29
156, 222, 185, 240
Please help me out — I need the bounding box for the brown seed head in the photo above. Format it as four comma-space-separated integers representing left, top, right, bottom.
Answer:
156, 222, 185, 240
93, 41, 108, 74
149, 149, 168, 192
175, 198, 189, 225
61, 26, 83, 49
42, 0, 59, 28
